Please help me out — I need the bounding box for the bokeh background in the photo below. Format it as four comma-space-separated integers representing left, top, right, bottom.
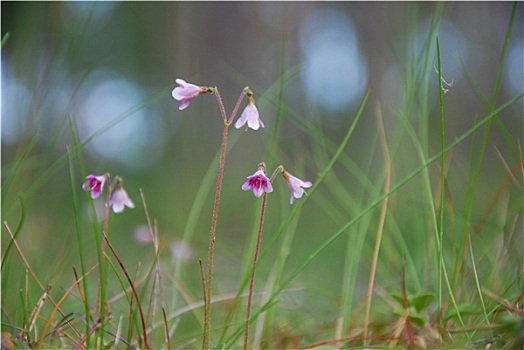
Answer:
2, 1, 523, 346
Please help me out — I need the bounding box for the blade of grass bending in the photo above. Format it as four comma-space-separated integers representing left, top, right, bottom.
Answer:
305, 107, 382, 335
261, 88, 372, 267
224, 92, 523, 347
459, 52, 521, 163
1, 133, 40, 202
67, 146, 92, 349
1, 195, 26, 269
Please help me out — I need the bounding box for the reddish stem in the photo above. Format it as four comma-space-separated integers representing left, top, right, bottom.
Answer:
244, 192, 268, 350
203, 123, 229, 350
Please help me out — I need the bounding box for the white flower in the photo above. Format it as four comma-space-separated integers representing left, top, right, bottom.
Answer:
234, 96, 264, 130
282, 170, 312, 204
109, 185, 135, 213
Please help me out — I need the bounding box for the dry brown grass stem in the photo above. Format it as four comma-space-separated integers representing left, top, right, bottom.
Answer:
140, 189, 166, 329
162, 308, 172, 350
39, 267, 92, 347
363, 104, 391, 346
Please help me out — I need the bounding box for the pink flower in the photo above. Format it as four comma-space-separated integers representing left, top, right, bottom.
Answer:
282, 171, 312, 204
171, 240, 193, 263
171, 78, 209, 110
234, 96, 264, 130
82, 174, 106, 199
241, 168, 273, 198
109, 184, 135, 213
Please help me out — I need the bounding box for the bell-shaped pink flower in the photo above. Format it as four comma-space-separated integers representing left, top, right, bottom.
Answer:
241, 168, 273, 198
82, 174, 106, 199
282, 170, 312, 204
234, 96, 264, 130
171, 78, 209, 110
109, 184, 135, 213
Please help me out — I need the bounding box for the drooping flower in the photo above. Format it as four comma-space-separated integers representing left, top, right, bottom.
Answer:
234, 96, 264, 130
109, 182, 135, 213
241, 166, 273, 198
171, 78, 210, 110
282, 170, 312, 204
82, 174, 106, 199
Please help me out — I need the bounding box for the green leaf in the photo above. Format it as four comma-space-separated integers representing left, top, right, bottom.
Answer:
409, 315, 426, 328
411, 293, 435, 312
444, 303, 478, 321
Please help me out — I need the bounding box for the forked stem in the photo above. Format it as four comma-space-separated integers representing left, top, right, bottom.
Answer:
203, 88, 247, 349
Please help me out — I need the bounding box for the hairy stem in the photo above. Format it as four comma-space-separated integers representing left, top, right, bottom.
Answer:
203, 122, 229, 350
244, 192, 268, 350
203, 88, 248, 349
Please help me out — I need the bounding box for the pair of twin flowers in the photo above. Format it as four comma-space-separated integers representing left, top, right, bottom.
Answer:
82, 78, 312, 209
82, 77, 312, 349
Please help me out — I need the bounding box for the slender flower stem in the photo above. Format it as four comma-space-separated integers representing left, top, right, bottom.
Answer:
212, 88, 228, 124
244, 192, 268, 350
203, 123, 229, 350
228, 88, 249, 125
203, 88, 247, 349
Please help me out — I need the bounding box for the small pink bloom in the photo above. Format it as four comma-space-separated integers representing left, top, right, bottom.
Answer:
133, 225, 153, 244
171, 240, 193, 263
234, 96, 264, 130
282, 171, 312, 204
171, 78, 209, 110
241, 169, 273, 198
109, 184, 135, 213
82, 174, 106, 199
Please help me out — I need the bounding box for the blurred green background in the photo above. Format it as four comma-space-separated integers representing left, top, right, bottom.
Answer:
2, 1, 523, 347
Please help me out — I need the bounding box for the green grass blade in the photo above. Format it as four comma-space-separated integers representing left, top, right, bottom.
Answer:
1, 133, 40, 203
455, 0, 520, 297
1, 195, 26, 269
436, 35, 446, 328
66, 146, 92, 349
